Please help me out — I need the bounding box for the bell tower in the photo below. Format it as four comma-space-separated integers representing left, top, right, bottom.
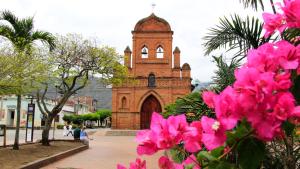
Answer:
112, 13, 191, 129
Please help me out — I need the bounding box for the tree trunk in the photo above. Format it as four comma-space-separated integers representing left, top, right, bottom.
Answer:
13, 95, 21, 150
41, 115, 54, 146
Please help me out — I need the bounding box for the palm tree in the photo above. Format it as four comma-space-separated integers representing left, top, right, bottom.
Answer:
0, 10, 55, 150
238, 0, 265, 11
212, 55, 241, 93
203, 14, 271, 59
238, 0, 278, 14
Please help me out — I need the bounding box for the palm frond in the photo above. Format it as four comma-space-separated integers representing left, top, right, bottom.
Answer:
31, 31, 56, 50
0, 25, 15, 40
238, 0, 264, 11
282, 28, 300, 46
18, 17, 34, 36
212, 55, 241, 93
0, 10, 19, 27
203, 14, 268, 58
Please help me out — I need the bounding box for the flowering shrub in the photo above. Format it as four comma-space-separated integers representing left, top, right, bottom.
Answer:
118, 0, 300, 168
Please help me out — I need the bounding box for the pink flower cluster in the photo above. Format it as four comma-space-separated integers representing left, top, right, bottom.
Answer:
135, 112, 202, 168
263, 0, 300, 37
117, 158, 146, 169
159, 155, 200, 169
203, 40, 300, 146
136, 112, 199, 155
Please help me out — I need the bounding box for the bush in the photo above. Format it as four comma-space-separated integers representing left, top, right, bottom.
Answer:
163, 91, 213, 122
56, 124, 64, 129
95, 109, 112, 121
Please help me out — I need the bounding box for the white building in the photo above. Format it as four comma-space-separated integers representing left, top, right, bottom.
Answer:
0, 95, 87, 127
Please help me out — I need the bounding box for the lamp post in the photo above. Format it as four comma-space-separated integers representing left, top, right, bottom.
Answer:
25, 95, 35, 142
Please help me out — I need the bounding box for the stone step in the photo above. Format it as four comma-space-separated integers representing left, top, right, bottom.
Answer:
105, 130, 138, 136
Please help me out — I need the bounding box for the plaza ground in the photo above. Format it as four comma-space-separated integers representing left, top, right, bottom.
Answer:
0, 141, 83, 169
1, 129, 162, 169
42, 129, 162, 169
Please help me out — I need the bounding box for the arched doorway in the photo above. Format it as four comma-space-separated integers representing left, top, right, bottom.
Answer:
140, 95, 162, 129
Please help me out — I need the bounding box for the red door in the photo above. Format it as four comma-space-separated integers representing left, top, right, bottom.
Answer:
140, 95, 162, 129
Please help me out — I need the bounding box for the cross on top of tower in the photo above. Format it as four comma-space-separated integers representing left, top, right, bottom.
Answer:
151, 3, 156, 13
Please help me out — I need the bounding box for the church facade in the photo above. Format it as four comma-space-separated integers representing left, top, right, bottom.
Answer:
112, 13, 191, 129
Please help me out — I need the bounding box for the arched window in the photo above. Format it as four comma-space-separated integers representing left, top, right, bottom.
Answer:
148, 73, 156, 87
121, 97, 126, 108
156, 46, 164, 58
141, 46, 148, 58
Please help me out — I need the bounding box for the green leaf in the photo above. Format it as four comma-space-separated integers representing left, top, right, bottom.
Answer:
211, 146, 224, 158
282, 120, 296, 136
197, 151, 216, 161
170, 148, 185, 163
237, 137, 265, 169
208, 161, 235, 169
226, 120, 250, 146
184, 164, 195, 169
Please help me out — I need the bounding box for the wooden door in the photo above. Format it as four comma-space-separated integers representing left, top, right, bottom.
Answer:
140, 95, 162, 129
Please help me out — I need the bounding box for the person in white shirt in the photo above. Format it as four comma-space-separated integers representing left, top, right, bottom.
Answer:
67, 123, 73, 136
63, 124, 68, 136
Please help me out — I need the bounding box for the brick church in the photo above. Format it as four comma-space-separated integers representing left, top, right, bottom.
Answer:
112, 13, 191, 129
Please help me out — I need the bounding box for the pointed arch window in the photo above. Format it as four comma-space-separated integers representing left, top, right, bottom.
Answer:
148, 73, 156, 87
156, 46, 164, 58
121, 97, 127, 108
141, 46, 148, 58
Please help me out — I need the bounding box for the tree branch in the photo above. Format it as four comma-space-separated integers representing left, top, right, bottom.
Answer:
69, 68, 89, 90
73, 71, 89, 93
36, 90, 47, 117
40, 84, 51, 114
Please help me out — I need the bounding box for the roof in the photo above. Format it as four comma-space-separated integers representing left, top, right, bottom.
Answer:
133, 13, 172, 32
124, 46, 131, 53
182, 63, 191, 70
173, 46, 181, 53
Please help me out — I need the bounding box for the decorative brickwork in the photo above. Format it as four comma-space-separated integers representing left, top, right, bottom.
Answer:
112, 13, 191, 129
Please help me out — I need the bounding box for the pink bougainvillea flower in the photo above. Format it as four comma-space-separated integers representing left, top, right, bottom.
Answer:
263, 12, 287, 38
282, 0, 300, 28
274, 72, 292, 90
151, 113, 187, 150
117, 158, 146, 169
275, 40, 300, 70
183, 121, 202, 152
214, 86, 240, 130
291, 106, 300, 118
202, 91, 216, 108
117, 164, 127, 169
137, 112, 188, 153
167, 114, 188, 143
247, 43, 279, 72
150, 112, 167, 133
182, 154, 201, 169
252, 115, 282, 141
158, 156, 176, 169
201, 116, 226, 150
273, 92, 295, 121
135, 130, 158, 155
234, 67, 276, 103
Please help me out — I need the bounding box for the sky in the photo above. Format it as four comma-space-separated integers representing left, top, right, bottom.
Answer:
0, 0, 278, 82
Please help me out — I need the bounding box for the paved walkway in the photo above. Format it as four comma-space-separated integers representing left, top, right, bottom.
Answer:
0, 129, 96, 145
42, 129, 162, 169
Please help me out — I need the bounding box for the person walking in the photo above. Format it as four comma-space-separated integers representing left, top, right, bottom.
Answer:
67, 123, 73, 136
63, 124, 68, 136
